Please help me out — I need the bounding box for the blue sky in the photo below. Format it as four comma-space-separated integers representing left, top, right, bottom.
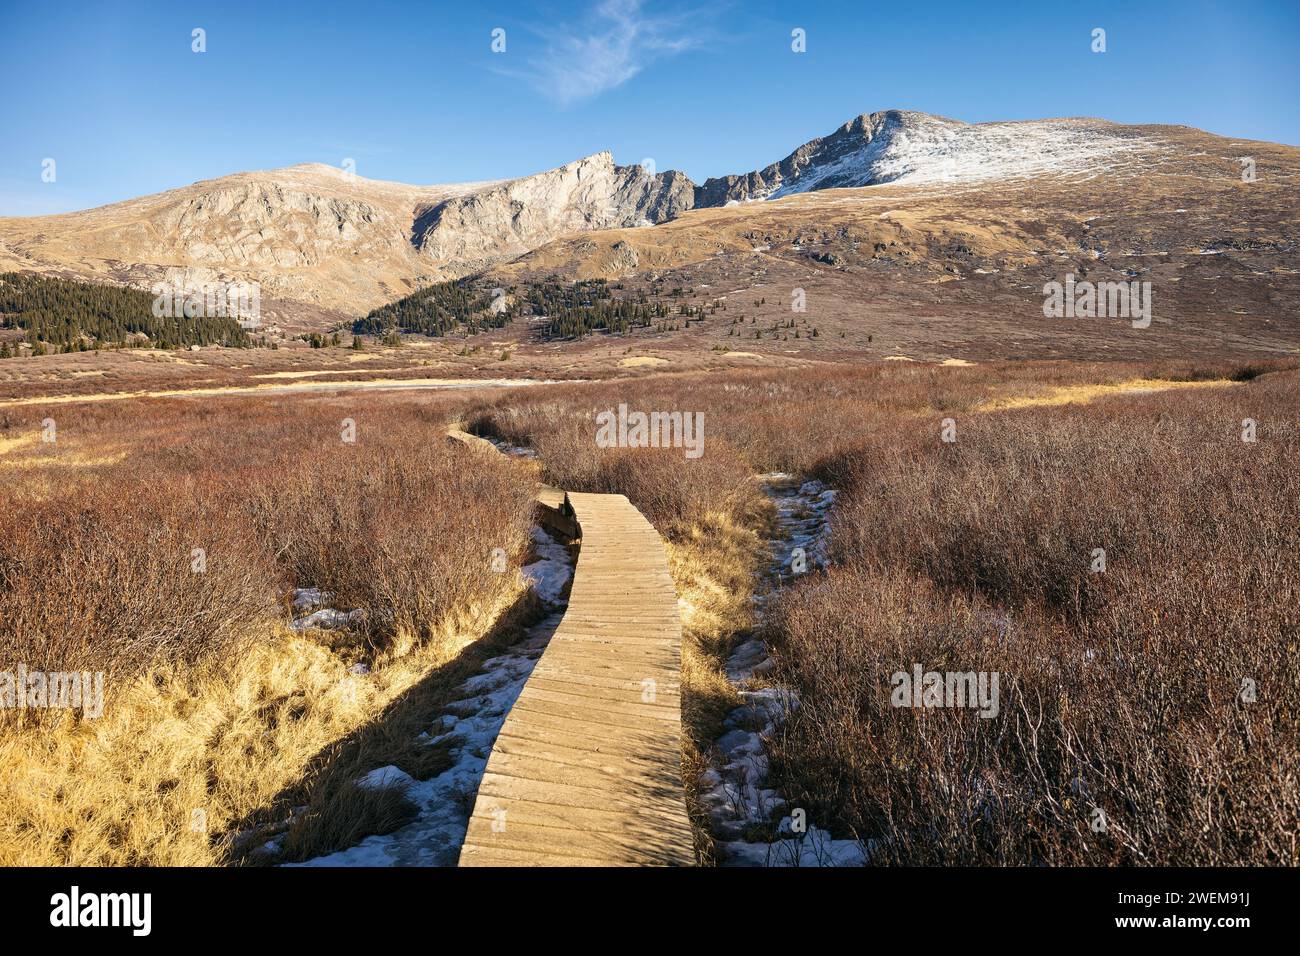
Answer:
2, 0, 1298, 215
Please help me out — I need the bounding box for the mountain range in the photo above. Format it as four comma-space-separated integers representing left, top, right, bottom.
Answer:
2, 109, 1297, 347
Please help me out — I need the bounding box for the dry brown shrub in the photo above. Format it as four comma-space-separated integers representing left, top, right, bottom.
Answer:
0, 390, 542, 864
766, 370, 1299, 864
0, 392, 536, 703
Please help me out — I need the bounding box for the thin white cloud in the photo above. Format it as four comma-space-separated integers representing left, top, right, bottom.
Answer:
515, 0, 704, 106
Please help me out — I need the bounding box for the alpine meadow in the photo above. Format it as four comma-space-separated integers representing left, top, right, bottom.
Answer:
0, 0, 1295, 938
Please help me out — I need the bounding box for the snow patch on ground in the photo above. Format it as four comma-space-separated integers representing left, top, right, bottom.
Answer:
521, 525, 572, 606
289, 611, 564, 867
699, 474, 868, 866
290, 608, 363, 631
484, 436, 537, 459
722, 826, 873, 867
761, 475, 838, 599
289, 588, 363, 632
288, 525, 573, 867
474, 438, 570, 604
292, 588, 330, 612
357, 765, 416, 791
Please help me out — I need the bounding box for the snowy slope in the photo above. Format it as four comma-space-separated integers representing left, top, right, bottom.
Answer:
696, 110, 1156, 204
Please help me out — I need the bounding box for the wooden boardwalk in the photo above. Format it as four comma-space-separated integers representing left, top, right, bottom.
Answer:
453, 475, 696, 866
446, 425, 576, 538
445, 425, 501, 455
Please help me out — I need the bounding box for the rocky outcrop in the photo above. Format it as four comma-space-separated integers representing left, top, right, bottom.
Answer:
156, 182, 397, 268
609, 240, 640, 271
412, 152, 693, 266
611, 165, 696, 223
695, 111, 949, 205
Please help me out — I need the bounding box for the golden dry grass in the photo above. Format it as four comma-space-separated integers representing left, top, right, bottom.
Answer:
666, 510, 770, 864
0, 375, 545, 409
618, 356, 671, 368
0, 590, 525, 866
0, 390, 540, 866
975, 376, 1235, 411
0, 433, 37, 455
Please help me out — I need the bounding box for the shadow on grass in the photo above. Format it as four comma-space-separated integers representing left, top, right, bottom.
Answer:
222, 587, 550, 866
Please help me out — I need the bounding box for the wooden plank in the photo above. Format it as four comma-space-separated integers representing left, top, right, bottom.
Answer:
458, 483, 695, 866
446, 424, 578, 538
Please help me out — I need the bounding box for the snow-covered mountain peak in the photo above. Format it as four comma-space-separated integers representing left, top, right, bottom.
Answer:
695, 110, 1155, 205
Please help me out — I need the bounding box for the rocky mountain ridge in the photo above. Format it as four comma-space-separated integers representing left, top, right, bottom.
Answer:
0, 150, 698, 313
411, 152, 692, 268
0, 110, 1276, 316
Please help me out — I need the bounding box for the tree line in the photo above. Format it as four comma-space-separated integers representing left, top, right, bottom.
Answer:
0, 272, 252, 354
526, 279, 667, 339
353, 280, 516, 336
355, 276, 683, 344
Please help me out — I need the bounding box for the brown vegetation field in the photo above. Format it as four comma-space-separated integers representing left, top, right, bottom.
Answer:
464, 358, 1298, 864
0, 390, 540, 864
764, 365, 1299, 864
0, 355, 1294, 866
